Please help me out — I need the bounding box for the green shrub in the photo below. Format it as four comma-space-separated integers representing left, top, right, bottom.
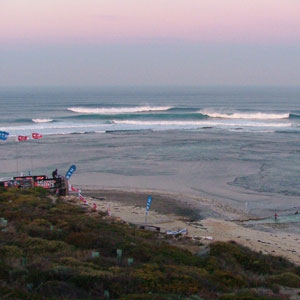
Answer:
219, 291, 282, 300
0, 188, 298, 300
36, 280, 86, 299
119, 294, 173, 300
211, 270, 247, 291
210, 241, 293, 275
9, 268, 29, 281
268, 272, 300, 288
0, 245, 23, 258
24, 237, 72, 254
71, 267, 114, 289
152, 244, 201, 266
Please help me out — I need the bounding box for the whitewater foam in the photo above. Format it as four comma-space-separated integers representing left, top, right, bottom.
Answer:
199, 110, 290, 120
32, 118, 53, 123
68, 106, 173, 114
112, 120, 292, 128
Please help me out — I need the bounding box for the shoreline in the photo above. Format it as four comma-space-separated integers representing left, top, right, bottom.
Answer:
69, 187, 300, 266
81, 187, 252, 221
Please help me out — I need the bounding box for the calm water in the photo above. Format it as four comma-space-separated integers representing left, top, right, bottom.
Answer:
0, 86, 300, 217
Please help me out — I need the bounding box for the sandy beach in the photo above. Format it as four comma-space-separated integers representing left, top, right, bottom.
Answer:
68, 188, 300, 266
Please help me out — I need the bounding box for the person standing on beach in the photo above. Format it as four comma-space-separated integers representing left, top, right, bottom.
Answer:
52, 169, 58, 178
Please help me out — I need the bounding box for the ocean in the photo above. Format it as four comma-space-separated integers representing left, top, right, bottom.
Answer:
0, 86, 300, 217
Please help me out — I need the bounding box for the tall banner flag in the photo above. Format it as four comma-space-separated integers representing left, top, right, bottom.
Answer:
18, 136, 28, 142
0, 131, 9, 141
65, 165, 76, 180
32, 133, 43, 139
145, 195, 152, 216
145, 195, 153, 225
107, 203, 111, 216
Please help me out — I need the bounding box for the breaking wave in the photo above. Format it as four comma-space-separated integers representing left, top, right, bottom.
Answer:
112, 120, 206, 126
289, 113, 300, 119
68, 106, 173, 114
112, 120, 292, 128
199, 110, 290, 120
32, 118, 54, 123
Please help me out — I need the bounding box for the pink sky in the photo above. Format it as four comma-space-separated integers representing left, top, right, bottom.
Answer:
1, 0, 300, 44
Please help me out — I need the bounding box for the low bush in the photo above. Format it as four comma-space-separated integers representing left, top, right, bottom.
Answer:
0, 188, 296, 300
267, 272, 300, 288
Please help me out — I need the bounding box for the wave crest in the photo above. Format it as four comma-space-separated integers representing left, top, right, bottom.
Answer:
32, 118, 53, 123
112, 120, 292, 128
289, 113, 300, 119
68, 106, 173, 114
199, 110, 289, 120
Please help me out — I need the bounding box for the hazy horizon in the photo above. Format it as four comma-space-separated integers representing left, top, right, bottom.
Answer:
1, 0, 300, 87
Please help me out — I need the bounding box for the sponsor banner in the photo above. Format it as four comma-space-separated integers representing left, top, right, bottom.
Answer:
65, 165, 76, 180
92, 203, 97, 211
79, 193, 87, 204
18, 135, 28, 142
69, 184, 80, 193
32, 132, 43, 139
0, 131, 9, 141
107, 203, 111, 216
35, 180, 56, 189
145, 195, 152, 216
14, 175, 47, 181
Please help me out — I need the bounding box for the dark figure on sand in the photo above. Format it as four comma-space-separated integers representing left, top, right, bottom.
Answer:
52, 169, 58, 178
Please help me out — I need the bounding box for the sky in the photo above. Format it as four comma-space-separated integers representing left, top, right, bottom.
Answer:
0, 0, 300, 86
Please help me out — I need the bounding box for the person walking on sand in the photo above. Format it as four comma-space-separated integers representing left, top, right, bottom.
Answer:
52, 169, 58, 178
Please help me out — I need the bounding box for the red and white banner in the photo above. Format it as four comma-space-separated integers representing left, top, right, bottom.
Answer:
69, 184, 80, 193
18, 135, 28, 142
79, 193, 87, 204
32, 133, 43, 139
107, 203, 111, 216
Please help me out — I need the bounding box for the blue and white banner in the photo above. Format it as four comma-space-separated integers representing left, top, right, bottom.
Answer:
0, 131, 9, 141
145, 195, 152, 216
65, 165, 76, 180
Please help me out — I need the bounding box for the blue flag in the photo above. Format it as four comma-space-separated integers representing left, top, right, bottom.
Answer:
0, 131, 9, 141
65, 165, 76, 180
145, 195, 152, 215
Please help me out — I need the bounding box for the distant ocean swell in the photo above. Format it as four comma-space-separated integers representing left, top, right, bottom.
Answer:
10, 110, 300, 124
2, 106, 299, 136
68, 106, 299, 120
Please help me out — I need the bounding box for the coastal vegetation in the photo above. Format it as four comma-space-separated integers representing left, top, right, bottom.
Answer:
1, 188, 300, 299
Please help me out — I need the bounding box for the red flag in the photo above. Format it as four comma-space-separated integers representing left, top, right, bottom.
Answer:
32, 132, 43, 139
18, 135, 28, 142
70, 185, 80, 192
79, 194, 87, 204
